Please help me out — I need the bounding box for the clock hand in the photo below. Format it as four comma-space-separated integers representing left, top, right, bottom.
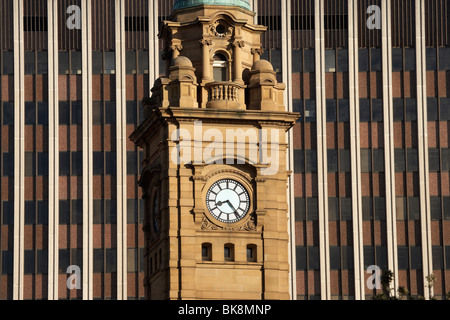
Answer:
225, 200, 237, 213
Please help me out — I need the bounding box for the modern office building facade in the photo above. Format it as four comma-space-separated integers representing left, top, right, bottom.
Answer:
0, 0, 449, 300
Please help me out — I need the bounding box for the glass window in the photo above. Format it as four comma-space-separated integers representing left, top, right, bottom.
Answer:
440, 98, 450, 121
430, 197, 441, 221
432, 246, 443, 270
305, 100, 316, 122
72, 152, 82, 176
371, 48, 382, 71
104, 51, 115, 74
307, 198, 318, 221
426, 48, 436, 70
3, 102, 14, 125
292, 50, 302, 73
328, 197, 339, 221
429, 148, 440, 172
105, 199, 117, 224
361, 149, 371, 173
38, 102, 48, 125
59, 249, 70, 273
338, 100, 349, 122
427, 98, 438, 121
373, 149, 384, 172
24, 250, 35, 274
25, 102, 36, 125
327, 149, 338, 172
93, 152, 104, 175
442, 149, 450, 171
363, 246, 374, 268
126, 51, 136, 74
126, 101, 137, 125
295, 197, 305, 221
3, 152, 13, 177
25, 51, 35, 75
59, 101, 70, 125
397, 246, 409, 270
372, 99, 383, 122
294, 149, 304, 173
37, 250, 48, 274
224, 244, 234, 261
408, 197, 420, 220
407, 149, 418, 172
37, 201, 48, 225
93, 200, 104, 224
25, 201, 35, 225
410, 246, 422, 270
341, 198, 352, 220
342, 246, 354, 270
3, 51, 14, 75
393, 98, 404, 121
374, 197, 386, 220
127, 248, 137, 272
59, 152, 70, 176
296, 246, 306, 270
38, 152, 48, 176
444, 197, 450, 220
404, 48, 415, 71
405, 99, 417, 121
105, 152, 116, 175
92, 101, 103, 124
303, 49, 315, 73
360, 99, 370, 122
2, 201, 14, 225
138, 51, 149, 74
326, 100, 336, 122
270, 49, 282, 73
37, 51, 48, 74
71, 51, 82, 74
359, 49, 369, 72
104, 101, 116, 124
72, 101, 82, 125
127, 199, 137, 224
396, 197, 406, 220
392, 48, 403, 71
376, 246, 388, 270
330, 246, 340, 270
25, 152, 35, 176
447, 247, 450, 269
439, 47, 450, 70
308, 246, 319, 270
362, 197, 373, 221
93, 249, 104, 273
306, 150, 317, 173
339, 149, 350, 172
106, 248, 117, 272
337, 49, 348, 72
325, 50, 336, 73
59, 200, 70, 225
59, 51, 69, 74
92, 51, 103, 74
395, 149, 405, 172
127, 151, 137, 176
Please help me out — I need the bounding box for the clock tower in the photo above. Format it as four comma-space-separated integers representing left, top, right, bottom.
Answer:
130, 0, 299, 300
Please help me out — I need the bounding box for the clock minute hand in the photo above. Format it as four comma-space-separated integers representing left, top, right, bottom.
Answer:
225, 200, 237, 213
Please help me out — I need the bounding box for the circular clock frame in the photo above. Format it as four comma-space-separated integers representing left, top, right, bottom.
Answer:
205, 178, 251, 225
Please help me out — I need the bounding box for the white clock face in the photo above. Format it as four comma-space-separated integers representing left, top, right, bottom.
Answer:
206, 179, 250, 224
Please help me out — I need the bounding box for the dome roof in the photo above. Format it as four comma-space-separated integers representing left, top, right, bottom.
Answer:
171, 56, 193, 68
173, 0, 251, 11
251, 59, 274, 72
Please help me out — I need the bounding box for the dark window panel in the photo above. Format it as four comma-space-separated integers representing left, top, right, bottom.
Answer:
395, 149, 405, 172
295, 197, 305, 221
72, 101, 82, 125
3, 152, 14, 177
359, 49, 369, 72
24, 250, 35, 274
442, 149, 450, 171
338, 100, 349, 122
439, 47, 450, 70
362, 197, 373, 221
24, 51, 35, 75
306, 150, 317, 173
373, 149, 384, 172
71, 199, 83, 224
127, 199, 137, 224
296, 247, 306, 270
294, 149, 305, 173
308, 246, 319, 270
127, 151, 137, 176
396, 197, 406, 221
93, 200, 104, 224
392, 48, 403, 71
59, 51, 70, 75
38, 152, 48, 176
59, 152, 70, 176
138, 51, 149, 74
360, 99, 370, 122
104, 101, 116, 124
430, 197, 441, 221
3, 102, 14, 125
326, 100, 336, 122
341, 198, 352, 221
38, 102, 48, 125
92, 101, 103, 124
371, 48, 382, 71
106, 249, 117, 273
93, 249, 104, 273
330, 246, 340, 270
59, 200, 70, 225
372, 99, 383, 122
307, 198, 318, 221
398, 246, 409, 270
405, 99, 417, 122
361, 149, 371, 173
404, 48, 416, 71
270, 49, 282, 73
126, 101, 137, 125
293, 100, 302, 122
339, 149, 350, 172
363, 246, 375, 268
429, 148, 440, 172
441, 98, 450, 121
407, 149, 418, 172
37, 201, 48, 225
37, 250, 48, 274
325, 49, 336, 73
2, 51, 14, 75
72, 152, 82, 176
444, 197, 450, 220
37, 51, 48, 74
25, 152, 35, 176
25, 102, 36, 125
410, 246, 422, 270
393, 98, 404, 122
305, 100, 316, 123
59, 102, 70, 125
2, 201, 14, 225
92, 51, 103, 74
72, 248, 82, 268
342, 246, 354, 270
328, 197, 338, 221
408, 197, 420, 221
292, 50, 302, 73
426, 48, 436, 71
432, 246, 443, 270
376, 246, 388, 270
337, 49, 348, 72
105, 152, 116, 175
105, 199, 117, 224
327, 149, 338, 173
93, 152, 104, 175
59, 249, 70, 273
374, 197, 386, 220
446, 247, 450, 269
71, 51, 82, 74
427, 98, 438, 121
303, 49, 315, 73
127, 248, 137, 272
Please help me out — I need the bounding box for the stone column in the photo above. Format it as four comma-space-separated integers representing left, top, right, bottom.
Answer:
233, 40, 245, 82
251, 47, 263, 64
200, 38, 212, 81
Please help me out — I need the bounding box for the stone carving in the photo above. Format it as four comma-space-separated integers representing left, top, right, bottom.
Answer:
201, 213, 257, 231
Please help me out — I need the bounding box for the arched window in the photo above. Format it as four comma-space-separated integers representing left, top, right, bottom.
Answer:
224, 243, 235, 261
247, 244, 257, 262
202, 243, 212, 261
213, 53, 228, 82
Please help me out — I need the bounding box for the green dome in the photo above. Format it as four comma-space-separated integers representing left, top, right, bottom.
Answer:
173, 0, 251, 11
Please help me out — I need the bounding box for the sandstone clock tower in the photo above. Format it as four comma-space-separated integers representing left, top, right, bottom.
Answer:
130, 0, 299, 300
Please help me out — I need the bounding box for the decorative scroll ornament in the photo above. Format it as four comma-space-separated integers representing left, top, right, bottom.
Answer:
201, 213, 257, 231
209, 19, 234, 38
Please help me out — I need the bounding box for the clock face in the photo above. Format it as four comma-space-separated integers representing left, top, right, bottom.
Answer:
206, 179, 250, 224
